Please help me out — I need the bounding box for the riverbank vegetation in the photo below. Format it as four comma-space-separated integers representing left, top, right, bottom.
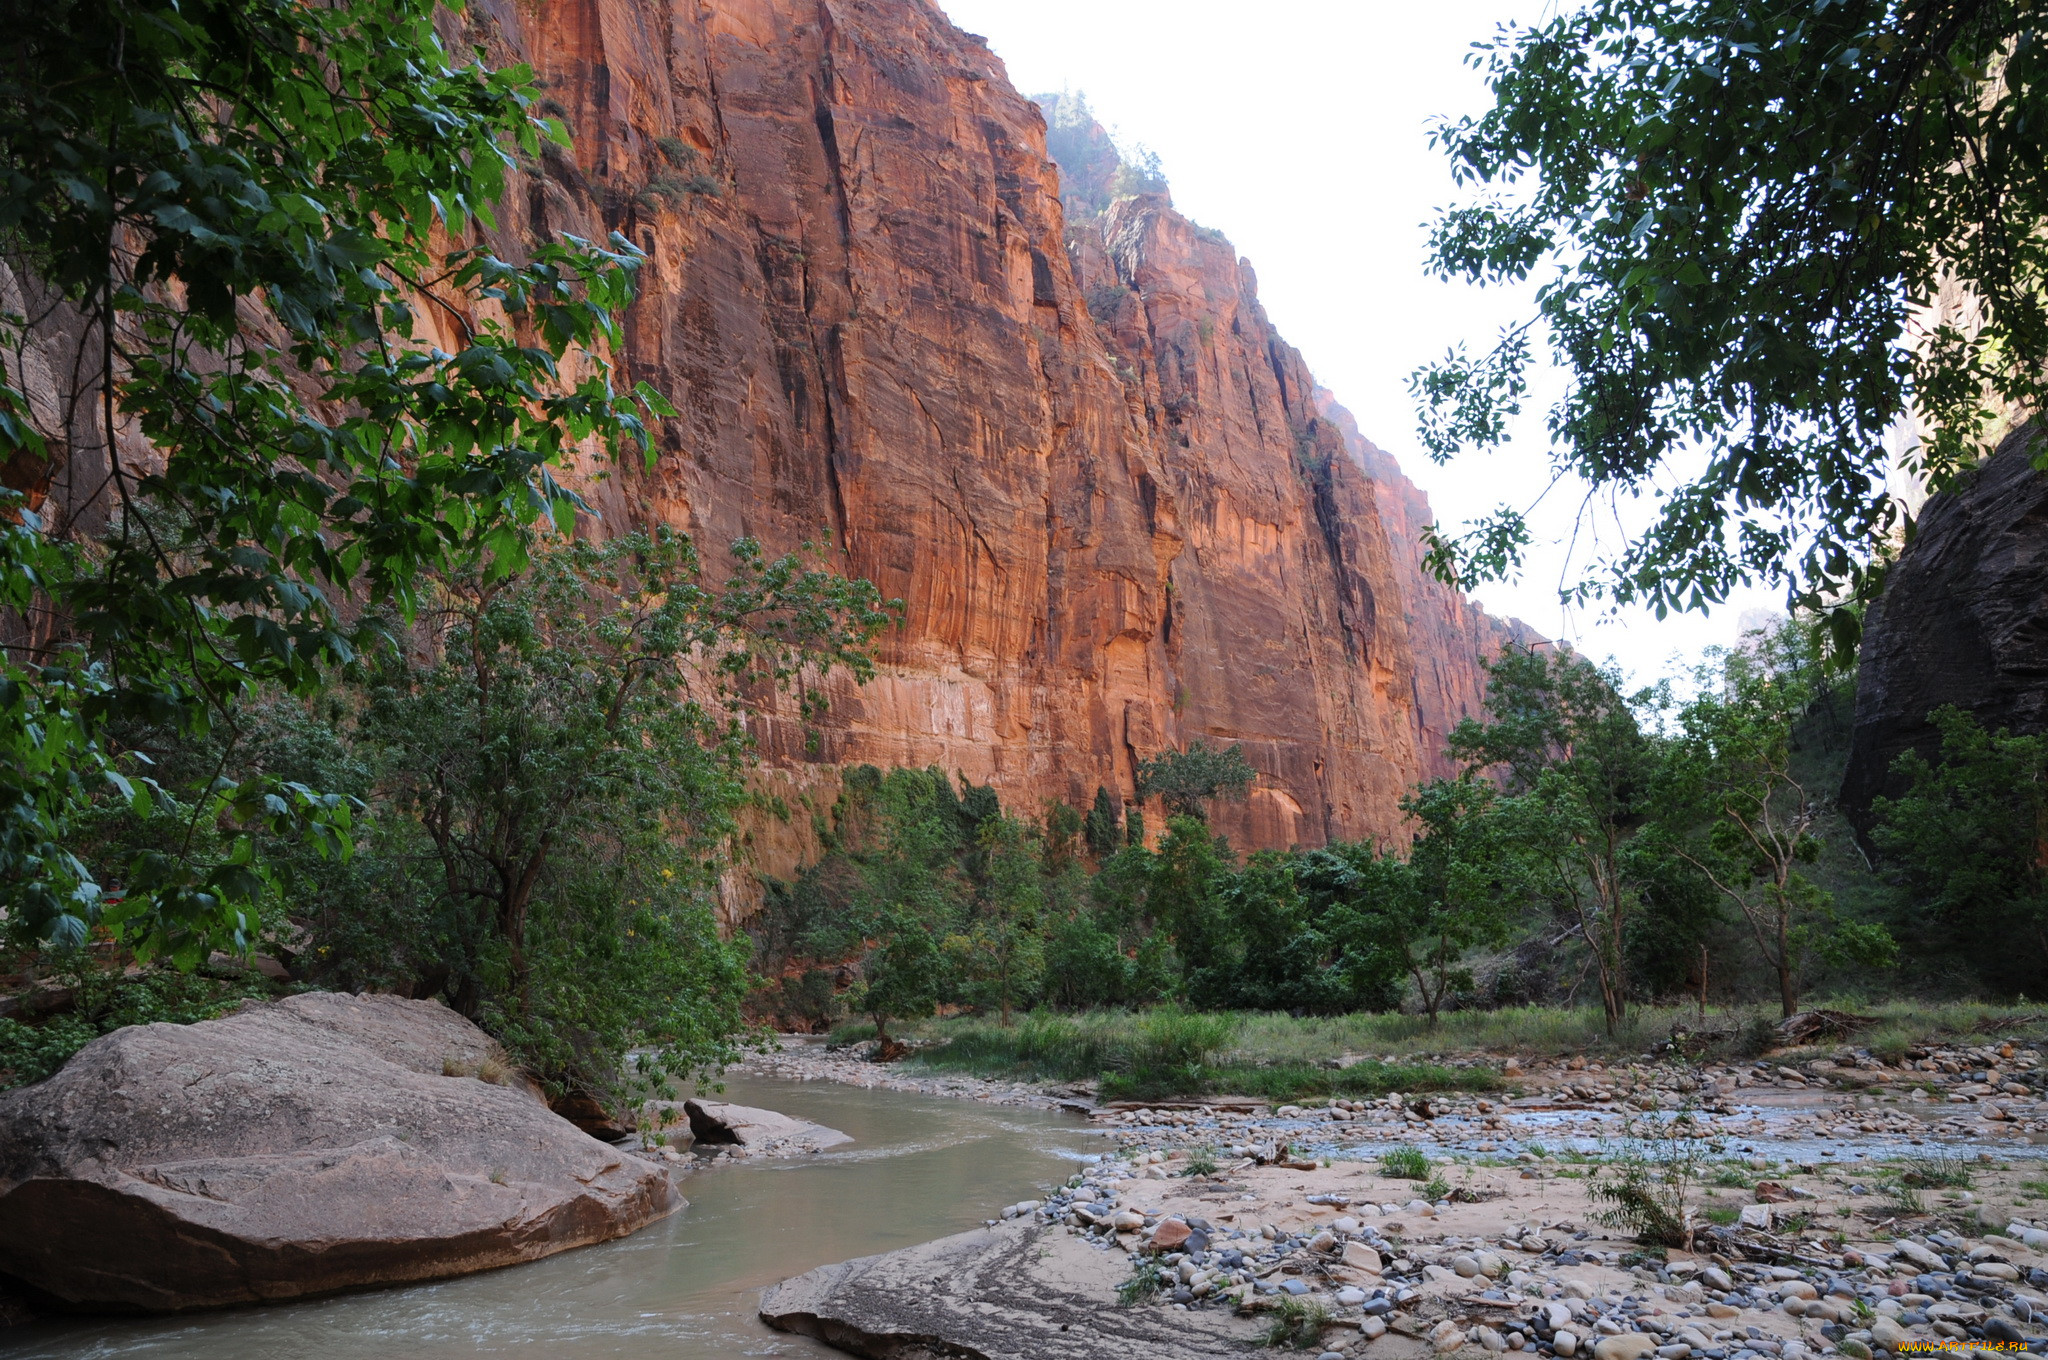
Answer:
822, 998, 2048, 1103
752, 622, 2048, 1087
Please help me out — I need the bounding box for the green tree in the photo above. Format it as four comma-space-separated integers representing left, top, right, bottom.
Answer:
953, 812, 1047, 1026
807, 767, 967, 1055
1145, 815, 1238, 1005
1137, 741, 1257, 819
358, 530, 888, 1089
1662, 625, 1893, 1016
1413, 0, 2046, 642
1280, 844, 1414, 1014
1451, 646, 1662, 1032
1084, 786, 1123, 859
1041, 798, 1084, 873
1871, 706, 2048, 993
1395, 776, 1519, 1025
1, 0, 672, 961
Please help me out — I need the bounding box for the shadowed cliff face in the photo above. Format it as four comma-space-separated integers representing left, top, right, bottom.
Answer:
448, 0, 1533, 865
1841, 423, 2048, 827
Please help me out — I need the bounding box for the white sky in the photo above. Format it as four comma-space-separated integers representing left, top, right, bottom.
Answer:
938, 0, 1783, 685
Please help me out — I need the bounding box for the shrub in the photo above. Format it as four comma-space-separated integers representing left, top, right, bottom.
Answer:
1382, 1146, 1431, 1180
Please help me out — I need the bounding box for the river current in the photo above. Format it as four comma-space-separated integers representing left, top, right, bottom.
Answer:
0, 1074, 1104, 1360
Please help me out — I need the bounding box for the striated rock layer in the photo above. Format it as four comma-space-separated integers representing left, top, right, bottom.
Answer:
455, 0, 1534, 860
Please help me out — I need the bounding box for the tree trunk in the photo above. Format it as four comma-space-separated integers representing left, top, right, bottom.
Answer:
1777, 909, 1797, 1018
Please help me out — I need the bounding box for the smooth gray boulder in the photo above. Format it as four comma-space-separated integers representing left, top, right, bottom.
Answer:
0, 991, 680, 1312
759, 1218, 1260, 1359
682, 1098, 851, 1155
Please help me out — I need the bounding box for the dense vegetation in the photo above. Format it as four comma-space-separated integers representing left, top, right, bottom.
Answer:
6, 0, 2047, 1118
754, 625, 2048, 1071
0, 0, 890, 1099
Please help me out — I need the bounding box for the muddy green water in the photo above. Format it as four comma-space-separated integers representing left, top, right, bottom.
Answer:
1, 1074, 1103, 1359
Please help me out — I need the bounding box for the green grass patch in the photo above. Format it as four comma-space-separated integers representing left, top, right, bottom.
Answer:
1116, 1262, 1164, 1308
847, 998, 2048, 1096
1899, 1153, 1972, 1190
1262, 1295, 1331, 1349
1382, 1146, 1431, 1179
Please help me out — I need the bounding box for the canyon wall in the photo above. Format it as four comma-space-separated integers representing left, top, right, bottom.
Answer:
1841, 423, 2048, 827
453, 0, 1534, 864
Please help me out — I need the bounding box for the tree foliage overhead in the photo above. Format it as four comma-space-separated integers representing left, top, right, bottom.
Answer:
0, 0, 673, 960
1415, 0, 2048, 640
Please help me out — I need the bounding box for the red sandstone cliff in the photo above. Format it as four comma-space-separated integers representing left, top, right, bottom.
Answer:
443, 0, 1533, 860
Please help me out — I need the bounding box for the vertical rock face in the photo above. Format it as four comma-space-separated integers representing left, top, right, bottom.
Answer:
454, 0, 1533, 856
1841, 424, 2048, 825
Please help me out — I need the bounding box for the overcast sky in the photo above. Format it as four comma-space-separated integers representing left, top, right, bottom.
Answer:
939, 0, 1784, 685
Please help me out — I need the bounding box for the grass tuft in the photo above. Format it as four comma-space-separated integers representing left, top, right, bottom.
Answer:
1382, 1146, 1430, 1180
1262, 1295, 1331, 1349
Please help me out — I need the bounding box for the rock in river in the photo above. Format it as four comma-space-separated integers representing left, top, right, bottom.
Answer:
760, 1218, 1256, 1358
0, 992, 679, 1312
682, 1099, 851, 1156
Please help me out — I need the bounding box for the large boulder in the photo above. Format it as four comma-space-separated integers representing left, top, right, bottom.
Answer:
1842, 423, 2048, 826
681, 1098, 850, 1155
0, 992, 680, 1312
759, 1218, 1262, 1358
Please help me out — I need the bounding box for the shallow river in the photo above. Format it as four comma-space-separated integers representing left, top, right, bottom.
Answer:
0, 1074, 1104, 1360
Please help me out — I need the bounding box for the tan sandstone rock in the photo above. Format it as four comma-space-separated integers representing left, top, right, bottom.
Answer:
0, 993, 678, 1311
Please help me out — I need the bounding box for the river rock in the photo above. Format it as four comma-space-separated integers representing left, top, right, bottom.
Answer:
1893, 1241, 1946, 1272
1594, 1334, 1658, 1360
0, 992, 679, 1311
1343, 1241, 1384, 1273
760, 1218, 1259, 1358
680, 1099, 852, 1156
1149, 1217, 1192, 1250
1870, 1316, 1912, 1353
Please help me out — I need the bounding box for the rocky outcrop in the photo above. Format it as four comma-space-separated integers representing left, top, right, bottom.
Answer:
682, 1098, 852, 1154
1841, 424, 2048, 824
465, 0, 1534, 860
23, 0, 1532, 868
0, 993, 678, 1312
759, 1218, 1260, 1359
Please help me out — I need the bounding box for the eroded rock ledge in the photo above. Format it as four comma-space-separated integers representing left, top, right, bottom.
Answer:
758, 1218, 1259, 1359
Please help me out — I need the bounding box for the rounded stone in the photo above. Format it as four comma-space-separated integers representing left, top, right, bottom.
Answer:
1592, 1333, 1659, 1360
